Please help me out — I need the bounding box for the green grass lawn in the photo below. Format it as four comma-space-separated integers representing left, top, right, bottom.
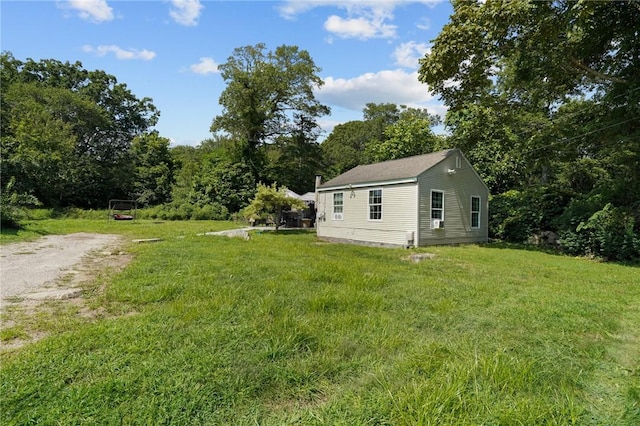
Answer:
1, 220, 639, 425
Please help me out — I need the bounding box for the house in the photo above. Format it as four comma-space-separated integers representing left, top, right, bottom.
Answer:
315, 148, 489, 247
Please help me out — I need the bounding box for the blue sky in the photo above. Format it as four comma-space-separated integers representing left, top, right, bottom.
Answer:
1, 0, 453, 146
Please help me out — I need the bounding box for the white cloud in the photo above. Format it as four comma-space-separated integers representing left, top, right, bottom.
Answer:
416, 17, 430, 30
324, 13, 396, 40
316, 69, 440, 112
278, 1, 440, 20
393, 41, 430, 69
82, 45, 156, 60
64, 0, 113, 22
169, 0, 203, 26
189, 57, 219, 75
279, 1, 439, 40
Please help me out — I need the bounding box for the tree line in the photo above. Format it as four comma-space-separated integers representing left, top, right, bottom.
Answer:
2, 1, 639, 261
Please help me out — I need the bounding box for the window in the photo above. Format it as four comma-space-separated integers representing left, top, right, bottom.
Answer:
471, 196, 481, 229
368, 189, 382, 220
333, 192, 344, 220
431, 190, 444, 220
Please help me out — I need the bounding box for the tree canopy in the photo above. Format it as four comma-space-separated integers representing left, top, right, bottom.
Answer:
210, 44, 330, 182
418, 0, 640, 260
1, 52, 160, 208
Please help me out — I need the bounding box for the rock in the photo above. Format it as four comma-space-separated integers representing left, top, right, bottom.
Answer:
407, 253, 436, 262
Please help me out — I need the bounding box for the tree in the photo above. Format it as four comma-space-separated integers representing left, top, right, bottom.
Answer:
1, 52, 160, 208
321, 120, 374, 178
189, 157, 255, 214
131, 132, 176, 206
265, 114, 325, 194
416, 0, 640, 260
1, 81, 106, 206
211, 44, 330, 181
365, 107, 442, 162
243, 183, 306, 230
418, 1, 640, 111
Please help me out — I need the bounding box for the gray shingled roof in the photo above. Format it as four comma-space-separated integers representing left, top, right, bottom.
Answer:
319, 149, 456, 189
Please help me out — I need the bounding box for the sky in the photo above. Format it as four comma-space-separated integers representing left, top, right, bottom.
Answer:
1, 0, 454, 146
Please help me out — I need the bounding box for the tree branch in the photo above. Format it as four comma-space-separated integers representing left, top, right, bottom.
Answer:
569, 57, 627, 84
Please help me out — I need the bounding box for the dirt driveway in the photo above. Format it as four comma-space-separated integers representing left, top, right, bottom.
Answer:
0, 233, 127, 308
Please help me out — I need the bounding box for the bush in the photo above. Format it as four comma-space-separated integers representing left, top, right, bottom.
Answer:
191, 203, 229, 220
489, 190, 541, 242
558, 203, 640, 261
1, 178, 41, 229
141, 202, 229, 221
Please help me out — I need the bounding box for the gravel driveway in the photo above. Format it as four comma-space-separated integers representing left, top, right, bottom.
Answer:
0, 233, 123, 306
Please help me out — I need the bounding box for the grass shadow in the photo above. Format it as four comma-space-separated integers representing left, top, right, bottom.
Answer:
483, 240, 640, 268
252, 228, 316, 236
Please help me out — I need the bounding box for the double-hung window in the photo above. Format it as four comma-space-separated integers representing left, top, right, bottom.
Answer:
471, 196, 481, 229
333, 192, 344, 220
431, 190, 444, 228
368, 189, 382, 220
431, 190, 444, 220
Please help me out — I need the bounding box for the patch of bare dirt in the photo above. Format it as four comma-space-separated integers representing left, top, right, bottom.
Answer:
0, 233, 133, 351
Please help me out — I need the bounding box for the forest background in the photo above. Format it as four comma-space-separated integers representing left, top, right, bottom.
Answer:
2, 1, 639, 261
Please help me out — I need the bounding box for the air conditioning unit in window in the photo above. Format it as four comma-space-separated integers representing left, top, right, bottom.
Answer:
333, 213, 344, 220
433, 219, 445, 229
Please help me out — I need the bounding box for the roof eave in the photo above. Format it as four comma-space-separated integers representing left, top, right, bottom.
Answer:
318, 177, 418, 192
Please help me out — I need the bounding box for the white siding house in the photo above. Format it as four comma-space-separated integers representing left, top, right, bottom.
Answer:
315, 149, 489, 247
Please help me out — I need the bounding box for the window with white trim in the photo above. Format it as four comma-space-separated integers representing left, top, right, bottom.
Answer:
368, 189, 382, 220
333, 192, 344, 220
431, 190, 444, 225
471, 196, 481, 229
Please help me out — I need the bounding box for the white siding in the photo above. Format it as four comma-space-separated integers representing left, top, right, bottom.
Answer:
317, 183, 418, 247
417, 153, 489, 245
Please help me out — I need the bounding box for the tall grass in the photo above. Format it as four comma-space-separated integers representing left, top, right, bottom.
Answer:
1, 221, 638, 424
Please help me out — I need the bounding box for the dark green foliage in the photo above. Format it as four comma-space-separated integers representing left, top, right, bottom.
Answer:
131, 132, 176, 206
189, 158, 255, 214
559, 204, 640, 262
0, 177, 41, 229
265, 117, 325, 194
365, 107, 442, 162
321, 120, 374, 178
144, 202, 229, 221
489, 191, 538, 243
321, 104, 442, 178
418, 1, 640, 261
211, 44, 329, 183
1, 52, 160, 209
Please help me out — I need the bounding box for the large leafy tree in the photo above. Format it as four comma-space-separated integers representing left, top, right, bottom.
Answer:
418, 0, 640, 259
1, 52, 159, 207
365, 107, 442, 162
1, 81, 112, 207
210, 44, 330, 182
321, 103, 403, 177
131, 132, 175, 206
322, 103, 442, 175
419, 0, 639, 110
321, 120, 375, 178
266, 115, 325, 194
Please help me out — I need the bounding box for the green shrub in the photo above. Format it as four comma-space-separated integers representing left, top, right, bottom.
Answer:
559, 203, 640, 261
191, 203, 229, 220
489, 190, 541, 242
0, 177, 41, 228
